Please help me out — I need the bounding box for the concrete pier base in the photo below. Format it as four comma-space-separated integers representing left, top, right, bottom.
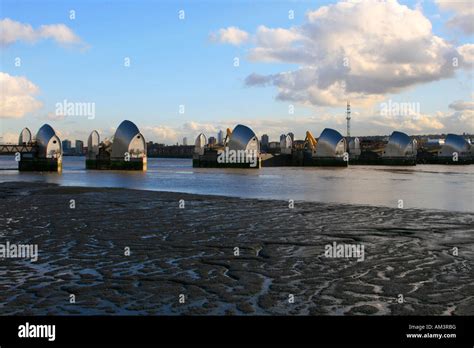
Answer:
19, 154, 62, 172
416, 157, 474, 165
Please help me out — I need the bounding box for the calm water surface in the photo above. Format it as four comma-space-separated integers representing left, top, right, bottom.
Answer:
0, 156, 473, 212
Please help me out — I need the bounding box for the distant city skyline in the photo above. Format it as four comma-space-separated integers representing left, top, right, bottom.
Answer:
1, 0, 473, 145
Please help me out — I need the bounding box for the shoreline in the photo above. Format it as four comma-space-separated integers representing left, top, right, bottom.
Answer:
1, 179, 471, 214
0, 181, 473, 315
1, 155, 473, 212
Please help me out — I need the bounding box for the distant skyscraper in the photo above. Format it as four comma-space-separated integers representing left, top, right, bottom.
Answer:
261, 134, 269, 147
62, 139, 71, 154
280, 134, 286, 142
75, 140, 84, 155
217, 130, 224, 145
183, 137, 188, 146
288, 132, 294, 142
208, 136, 217, 146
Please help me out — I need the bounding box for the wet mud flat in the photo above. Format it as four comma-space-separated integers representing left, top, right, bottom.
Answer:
0, 181, 473, 315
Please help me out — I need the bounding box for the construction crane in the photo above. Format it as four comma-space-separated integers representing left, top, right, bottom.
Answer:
305, 131, 318, 155
224, 128, 232, 146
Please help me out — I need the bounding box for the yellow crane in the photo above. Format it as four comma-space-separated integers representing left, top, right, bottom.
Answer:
305, 131, 318, 151
224, 128, 232, 145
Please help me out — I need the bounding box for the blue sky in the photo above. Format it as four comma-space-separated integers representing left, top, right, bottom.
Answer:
1, 0, 473, 144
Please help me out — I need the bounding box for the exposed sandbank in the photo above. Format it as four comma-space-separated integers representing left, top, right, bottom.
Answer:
0, 182, 473, 315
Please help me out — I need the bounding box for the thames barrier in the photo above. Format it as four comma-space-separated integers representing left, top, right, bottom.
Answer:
0, 121, 473, 172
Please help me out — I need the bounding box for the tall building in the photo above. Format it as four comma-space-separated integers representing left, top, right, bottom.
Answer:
261, 134, 269, 152
62, 139, 71, 154
288, 132, 294, 142
217, 130, 224, 145
280, 134, 286, 142
75, 140, 84, 155
183, 137, 188, 146
208, 136, 217, 146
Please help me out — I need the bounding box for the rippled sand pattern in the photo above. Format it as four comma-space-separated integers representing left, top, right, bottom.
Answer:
0, 182, 473, 315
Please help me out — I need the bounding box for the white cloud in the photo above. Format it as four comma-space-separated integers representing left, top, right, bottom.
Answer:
0, 132, 19, 144
0, 72, 43, 118
142, 125, 180, 143
443, 98, 474, 132
371, 113, 445, 133
143, 122, 224, 144
370, 98, 474, 134
0, 18, 83, 47
182, 121, 217, 134
446, 109, 474, 125
449, 100, 474, 111
45, 111, 66, 121
255, 25, 302, 48
457, 44, 474, 65
210, 26, 249, 46
240, 0, 468, 108
435, 0, 474, 34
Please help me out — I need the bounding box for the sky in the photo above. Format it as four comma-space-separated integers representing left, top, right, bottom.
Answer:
0, 0, 473, 145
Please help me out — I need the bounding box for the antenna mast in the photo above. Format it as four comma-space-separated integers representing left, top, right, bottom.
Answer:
346, 101, 351, 138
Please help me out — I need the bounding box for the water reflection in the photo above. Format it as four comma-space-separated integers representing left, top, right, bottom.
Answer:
0, 156, 473, 212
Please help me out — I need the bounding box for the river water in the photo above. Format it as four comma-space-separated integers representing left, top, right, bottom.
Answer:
0, 156, 472, 212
